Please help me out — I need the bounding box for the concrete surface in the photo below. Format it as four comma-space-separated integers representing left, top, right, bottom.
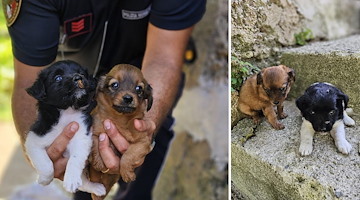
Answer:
281, 34, 360, 111
231, 101, 360, 200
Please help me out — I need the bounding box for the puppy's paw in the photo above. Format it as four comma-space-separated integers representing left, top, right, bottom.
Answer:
63, 175, 82, 193
91, 183, 106, 197
336, 140, 352, 155
299, 143, 313, 156
278, 112, 288, 119
252, 116, 262, 125
344, 117, 355, 127
38, 174, 53, 185
80, 182, 106, 196
272, 122, 285, 130
121, 170, 136, 183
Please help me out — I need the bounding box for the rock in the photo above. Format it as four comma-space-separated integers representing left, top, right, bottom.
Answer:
231, 0, 360, 62
231, 101, 360, 199
281, 34, 360, 110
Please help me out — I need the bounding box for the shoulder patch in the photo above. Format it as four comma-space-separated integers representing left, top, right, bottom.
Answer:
2, 0, 22, 27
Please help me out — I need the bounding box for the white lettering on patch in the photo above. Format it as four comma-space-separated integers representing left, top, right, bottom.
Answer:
122, 5, 151, 20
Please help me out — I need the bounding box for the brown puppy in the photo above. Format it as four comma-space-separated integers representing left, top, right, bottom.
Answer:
89, 64, 153, 199
238, 65, 295, 129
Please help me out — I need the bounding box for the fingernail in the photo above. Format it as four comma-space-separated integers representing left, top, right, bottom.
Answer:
99, 133, 106, 142
70, 123, 78, 132
104, 120, 111, 130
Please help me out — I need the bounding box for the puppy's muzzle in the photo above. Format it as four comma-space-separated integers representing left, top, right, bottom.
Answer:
73, 74, 85, 89
112, 94, 136, 114
315, 121, 332, 132
123, 94, 133, 105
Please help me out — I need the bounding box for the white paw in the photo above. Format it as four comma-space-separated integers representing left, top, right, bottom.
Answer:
344, 117, 355, 126
336, 140, 352, 155
299, 143, 313, 156
38, 174, 53, 185
89, 183, 106, 196
63, 175, 82, 193
79, 182, 106, 196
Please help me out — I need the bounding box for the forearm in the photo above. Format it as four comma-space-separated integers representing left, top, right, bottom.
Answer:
141, 60, 182, 132
12, 58, 45, 143
142, 24, 193, 132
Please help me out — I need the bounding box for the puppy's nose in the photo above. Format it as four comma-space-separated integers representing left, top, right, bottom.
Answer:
274, 101, 279, 105
123, 95, 133, 104
73, 75, 82, 82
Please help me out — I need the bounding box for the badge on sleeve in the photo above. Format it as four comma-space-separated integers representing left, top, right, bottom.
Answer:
2, 0, 21, 27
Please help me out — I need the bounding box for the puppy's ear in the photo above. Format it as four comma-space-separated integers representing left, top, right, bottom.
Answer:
295, 95, 308, 114
336, 91, 349, 110
256, 72, 263, 85
97, 75, 107, 92
288, 68, 295, 83
144, 83, 153, 111
26, 78, 46, 101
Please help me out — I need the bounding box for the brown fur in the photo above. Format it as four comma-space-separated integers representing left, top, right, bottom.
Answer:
89, 64, 153, 199
238, 65, 295, 130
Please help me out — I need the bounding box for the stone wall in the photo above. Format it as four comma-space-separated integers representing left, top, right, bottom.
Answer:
231, 0, 360, 65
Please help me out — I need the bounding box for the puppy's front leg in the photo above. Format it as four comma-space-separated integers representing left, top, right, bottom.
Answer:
277, 103, 288, 119
299, 119, 315, 156
343, 110, 355, 126
63, 129, 92, 193
330, 120, 352, 154
120, 140, 151, 182
25, 133, 54, 185
263, 105, 284, 129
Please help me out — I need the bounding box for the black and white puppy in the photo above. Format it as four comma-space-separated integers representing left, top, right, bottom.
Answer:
296, 82, 355, 156
25, 60, 105, 195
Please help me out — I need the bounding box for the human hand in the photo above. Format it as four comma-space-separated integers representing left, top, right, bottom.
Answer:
98, 118, 156, 174
46, 122, 78, 180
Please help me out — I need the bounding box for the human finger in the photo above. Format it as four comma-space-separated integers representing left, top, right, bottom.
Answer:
98, 133, 120, 174
47, 122, 78, 162
103, 119, 129, 153
53, 157, 69, 180
134, 118, 156, 137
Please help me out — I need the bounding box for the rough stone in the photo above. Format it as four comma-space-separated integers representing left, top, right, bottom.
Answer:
231, 101, 360, 200
231, 0, 360, 63
281, 34, 360, 110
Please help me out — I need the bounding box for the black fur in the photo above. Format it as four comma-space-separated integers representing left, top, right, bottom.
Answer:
26, 60, 96, 136
296, 82, 348, 132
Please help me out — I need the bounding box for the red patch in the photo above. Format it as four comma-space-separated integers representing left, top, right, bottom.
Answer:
64, 14, 92, 39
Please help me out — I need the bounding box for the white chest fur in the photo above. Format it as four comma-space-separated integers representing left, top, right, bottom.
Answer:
26, 108, 89, 148
24, 107, 101, 194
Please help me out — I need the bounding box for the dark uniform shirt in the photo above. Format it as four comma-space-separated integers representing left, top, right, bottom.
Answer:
8, 0, 206, 76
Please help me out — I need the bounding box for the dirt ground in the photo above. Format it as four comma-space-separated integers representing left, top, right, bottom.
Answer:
0, 121, 38, 199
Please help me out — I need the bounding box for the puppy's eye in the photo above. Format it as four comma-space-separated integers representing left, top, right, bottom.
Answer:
110, 82, 119, 90
280, 87, 286, 92
310, 111, 315, 115
54, 75, 62, 82
329, 110, 335, 115
135, 86, 143, 94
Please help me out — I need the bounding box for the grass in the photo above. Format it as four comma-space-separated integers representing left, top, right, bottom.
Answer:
0, 4, 14, 121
